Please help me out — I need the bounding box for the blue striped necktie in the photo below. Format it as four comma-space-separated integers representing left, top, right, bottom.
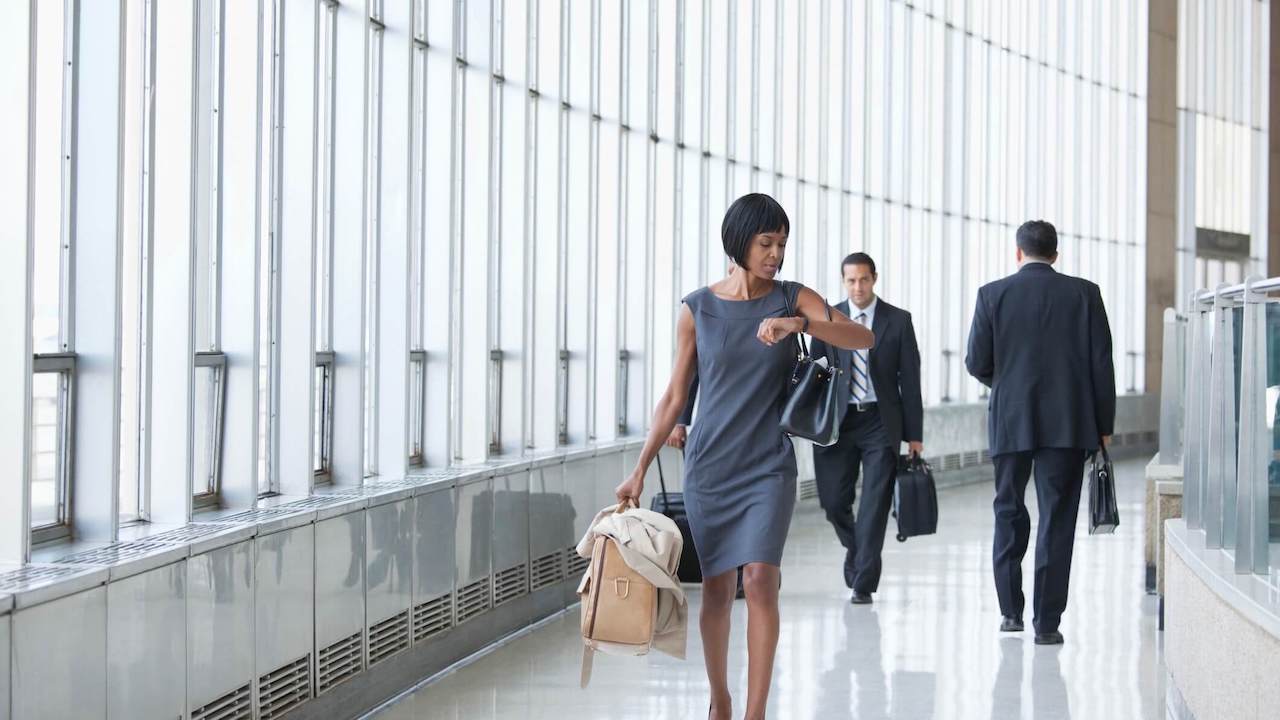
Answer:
852, 312, 870, 402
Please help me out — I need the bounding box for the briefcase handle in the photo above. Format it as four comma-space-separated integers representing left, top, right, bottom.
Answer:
655, 453, 670, 512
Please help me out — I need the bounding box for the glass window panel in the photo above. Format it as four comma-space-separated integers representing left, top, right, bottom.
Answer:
120, 0, 151, 521
32, 0, 70, 355
706, 1, 727, 158
566, 0, 590, 110
193, 363, 224, 500
193, 0, 220, 353
755, 0, 776, 172
30, 371, 66, 530
625, 0, 649, 132
316, 2, 336, 352
655, 0, 677, 140
677, 0, 701, 146
865, 0, 887, 198
799, 2, 820, 179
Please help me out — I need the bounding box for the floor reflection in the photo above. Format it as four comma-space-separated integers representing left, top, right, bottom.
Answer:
370, 457, 1165, 720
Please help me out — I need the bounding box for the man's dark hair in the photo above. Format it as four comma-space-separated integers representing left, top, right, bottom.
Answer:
841, 252, 877, 276
1016, 220, 1058, 259
721, 193, 790, 268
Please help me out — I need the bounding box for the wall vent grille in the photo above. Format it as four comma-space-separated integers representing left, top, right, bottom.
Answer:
961, 450, 981, 467
258, 654, 310, 720
274, 496, 355, 510
413, 593, 454, 642
940, 454, 962, 472
0, 565, 89, 591
368, 610, 411, 666
530, 551, 565, 591
317, 631, 363, 693
494, 563, 529, 606
191, 682, 252, 720
565, 546, 590, 579
52, 540, 177, 565
979, 449, 992, 464
141, 523, 243, 544
456, 576, 492, 624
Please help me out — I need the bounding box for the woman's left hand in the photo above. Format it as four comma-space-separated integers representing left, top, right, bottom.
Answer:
757, 317, 805, 346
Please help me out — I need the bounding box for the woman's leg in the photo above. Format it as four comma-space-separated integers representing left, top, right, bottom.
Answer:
741, 562, 782, 720
701, 568, 738, 720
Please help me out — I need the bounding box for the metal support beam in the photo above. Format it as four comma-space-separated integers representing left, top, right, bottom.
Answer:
149, 0, 199, 524
1234, 277, 1270, 574
0, 0, 36, 563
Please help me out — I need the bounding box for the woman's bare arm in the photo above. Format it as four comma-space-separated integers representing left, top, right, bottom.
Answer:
756, 285, 874, 350
615, 304, 698, 502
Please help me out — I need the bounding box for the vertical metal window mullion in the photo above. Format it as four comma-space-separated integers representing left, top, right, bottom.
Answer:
488, 0, 506, 453
555, 0, 570, 446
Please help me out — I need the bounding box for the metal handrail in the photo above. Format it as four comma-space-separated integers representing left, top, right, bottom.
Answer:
1193, 276, 1280, 303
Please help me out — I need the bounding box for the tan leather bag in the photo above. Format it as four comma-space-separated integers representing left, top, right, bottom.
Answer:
577, 504, 659, 686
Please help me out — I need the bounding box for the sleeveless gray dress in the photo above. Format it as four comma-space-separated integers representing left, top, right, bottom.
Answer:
682, 281, 799, 579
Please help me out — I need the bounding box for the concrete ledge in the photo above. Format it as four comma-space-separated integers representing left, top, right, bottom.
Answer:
1164, 520, 1280, 720
1146, 455, 1184, 596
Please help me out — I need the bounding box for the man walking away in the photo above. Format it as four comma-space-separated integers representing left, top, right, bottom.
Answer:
964, 220, 1116, 645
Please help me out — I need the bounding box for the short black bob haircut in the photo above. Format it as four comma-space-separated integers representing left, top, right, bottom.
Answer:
1016, 220, 1058, 259
721, 193, 790, 269
841, 252, 877, 276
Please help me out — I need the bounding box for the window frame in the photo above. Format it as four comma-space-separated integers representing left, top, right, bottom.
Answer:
192, 350, 226, 510
31, 352, 76, 546
314, 350, 335, 484
409, 349, 426, 467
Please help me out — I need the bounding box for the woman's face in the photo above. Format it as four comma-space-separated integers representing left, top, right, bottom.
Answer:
742, 231, 788, 279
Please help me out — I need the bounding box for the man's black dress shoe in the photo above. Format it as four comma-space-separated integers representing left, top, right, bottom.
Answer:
850, 591, 872, 605
1034, 631, 1064, 645
999, 616, 1024, 632
843, 550, 856, 589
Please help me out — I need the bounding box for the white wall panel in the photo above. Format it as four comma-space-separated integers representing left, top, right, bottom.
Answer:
0, 610, 8, 720
187, 540, 255, 714
107, 563, 187, 720
255, 525, 315, 678
528, 462, 570, 563
366, 499, 413, 626
13, 587, 107, 720
492, 470, 530, 574
455, 476, 493, 588
413, 487, 456, 603
315, 511, 365, 651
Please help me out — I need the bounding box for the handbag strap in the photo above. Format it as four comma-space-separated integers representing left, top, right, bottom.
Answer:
779, 280, 835, 367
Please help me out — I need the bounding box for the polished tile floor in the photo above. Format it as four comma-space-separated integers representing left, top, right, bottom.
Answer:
371, 456, 1166, 719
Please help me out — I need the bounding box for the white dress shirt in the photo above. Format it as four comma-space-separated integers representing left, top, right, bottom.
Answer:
849, 296, 878, 404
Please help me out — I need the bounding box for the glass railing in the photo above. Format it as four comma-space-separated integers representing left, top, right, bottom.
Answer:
1172, 276, 1280, 578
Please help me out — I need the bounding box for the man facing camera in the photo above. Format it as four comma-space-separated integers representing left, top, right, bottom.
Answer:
811, 253, 923, 605
965, 220, 1116, 646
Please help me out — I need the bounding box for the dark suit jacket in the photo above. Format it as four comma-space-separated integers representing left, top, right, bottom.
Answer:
964, 262, 1116, 455
811, 298, 923, 452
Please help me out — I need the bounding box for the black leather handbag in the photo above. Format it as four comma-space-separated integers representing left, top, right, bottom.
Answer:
1088, 443, 1119, 535
778, 282, 848, 446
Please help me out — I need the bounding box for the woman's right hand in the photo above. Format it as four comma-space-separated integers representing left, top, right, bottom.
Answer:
614, 467, 645, 506
664, 425, 688, 449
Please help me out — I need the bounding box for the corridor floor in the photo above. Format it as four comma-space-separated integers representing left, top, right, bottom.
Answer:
370, 456, 1166, 719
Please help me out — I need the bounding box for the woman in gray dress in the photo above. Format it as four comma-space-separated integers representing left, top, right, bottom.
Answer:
615, 193, 875, 719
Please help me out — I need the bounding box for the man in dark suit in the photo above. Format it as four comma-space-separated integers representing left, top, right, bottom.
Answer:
811, 252, 924, 605
965, 220, 1115, 646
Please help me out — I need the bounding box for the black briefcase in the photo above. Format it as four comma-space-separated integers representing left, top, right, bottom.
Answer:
892, 455, 939, 542
1088, 444, 1119, 534
649, 454, 702, 583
